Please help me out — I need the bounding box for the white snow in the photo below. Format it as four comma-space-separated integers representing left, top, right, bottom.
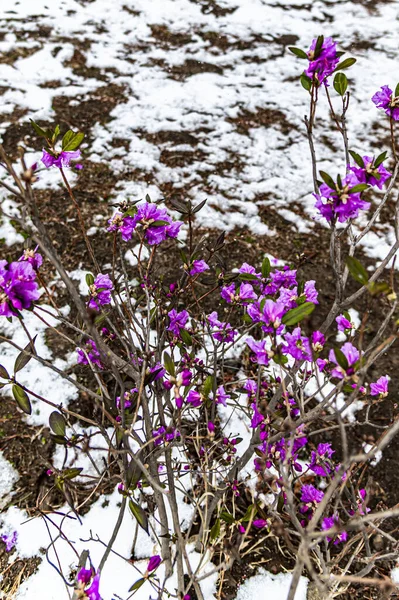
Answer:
235, 568, 308, 600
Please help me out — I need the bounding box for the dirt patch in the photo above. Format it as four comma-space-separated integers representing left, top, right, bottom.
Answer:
150, 24, 193, 48
227, 107, 295, 136
52, 83, 128, 136
167, 58, 226, 81
191, 0, 238, 17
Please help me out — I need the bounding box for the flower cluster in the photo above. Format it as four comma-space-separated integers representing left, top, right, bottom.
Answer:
305, 37, 339, 85
315, 173, 370, 224
76, 568, 101, 600
372, 85, 399, 121
41, 149, 82, 169
108, 202, 182, 245
0, 259, 41, 317
87, 273, 113, 310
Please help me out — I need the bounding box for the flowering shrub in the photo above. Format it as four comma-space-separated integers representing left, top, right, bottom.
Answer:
0, 36, 398, 600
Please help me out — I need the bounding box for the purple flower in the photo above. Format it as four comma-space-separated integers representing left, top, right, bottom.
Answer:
350, 155, 391, 189
262, 299, 285, 330
244, 379, 257, 398
153, 426, 179, 446
213, 385, 230, 406
336, 314, 353, 332
41, 149, 81, 169
372, 85, 399, 121
240, 283, 258, 304
168, 309, 189, 337
316, 358, 328, 371
305, 37, 339, 84
189, 260, 209, 276
187, 389, 202, 407
88, 273, 113, 310
239, 263, 260, 277
282, 327, 312, 361
116, 388, 137, 410
311, 331, 325, 352
77, 569, 102, 600
207, 312, 237, 343
322, 516, 348, 545
107, 212, 136, 242
250, 402, 264, 429
300, 484, 324, 504
132, 202, 182, 245
278, 287, 298, 309
304, 280, 318, 304
308, 443, 334, 477
1, 531, 17, 551
252, 519, 268, 529
78, 568, 93, 585
19, 246, 43, 271
221, 283, 235, 303
370, 375, 389, 397
0, 260, 40, 317
179, 369, 192, 386
246, 337, 270, 366
329, 342, 360, 379
85, 573, 101, 600
77, 339, 103, 369
315, 173, 370, 223
147, 555, 162, 572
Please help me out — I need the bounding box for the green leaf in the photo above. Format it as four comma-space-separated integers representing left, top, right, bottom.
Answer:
314, 35, 324, 58
319, 171, 336, 190
333, 72, 348, 96
61, 130, 75, 150
348, 184, 369, 193
52, 124, 60, 144
220, 511, 235, 524
334, 57, 356, 71
374, 151, 388, 168
288, 47, 308, 59
203, 375, 214, 397
192, 199, 207, 213
0, 364, 10, 379
349, 150, 365, 168
63, 467, 83, 480
14, 335, 37, 374
368, 281, 391, 296
12, 384, 31, 414
151, 220, 170, 227
129, 578, 145, 593
50, 434, 67, 445
300, 73, 312, 92
180, 329, 192, 346
281, 302, 316, 326
261, 257, 271, 279
346, 256, 369, 286
241, 504, 257, 523
333, 347, 348, 371
49, 411, 66, 437
85, 273, 95, 287
62, 131, 84, 152
239, 273, 258, 281
126, 459, 142, 489
210, 518, 221, 541
395, 83, 399, 98
273, 353, 289, 366
129, 500, 149, 534
163, 351, 175, 377
30, 119, 48, 139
